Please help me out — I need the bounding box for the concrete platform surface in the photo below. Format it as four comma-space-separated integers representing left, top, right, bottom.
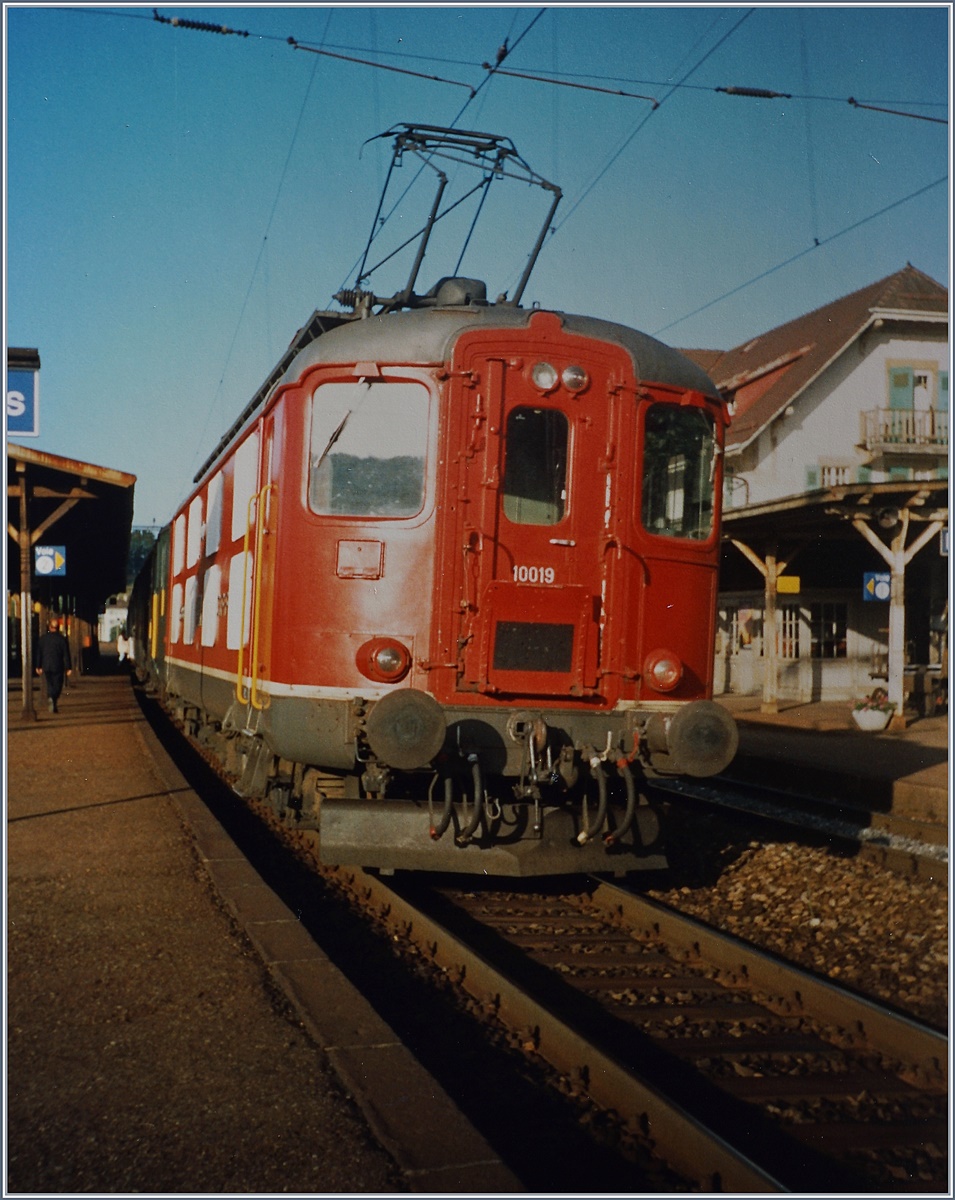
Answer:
716, 695, 949, 824
6, 673, 521, 1194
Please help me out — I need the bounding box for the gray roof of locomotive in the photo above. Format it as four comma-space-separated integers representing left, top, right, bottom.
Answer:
193, 294, 720, 485
281, 303, 721, 400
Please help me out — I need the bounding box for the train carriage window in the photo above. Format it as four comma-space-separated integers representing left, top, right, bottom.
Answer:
170, 581, 183, 643
641, 405, 716, 540
200, 564, 221, 647
187, 496, 203, 568
206, 472, 223, 556
309, 381, 427, 518
172, 515, 186, 576
502, 407, 568, 525
183, 575, 199, 644
232, 432, 260, 542
227, 552, 252, 650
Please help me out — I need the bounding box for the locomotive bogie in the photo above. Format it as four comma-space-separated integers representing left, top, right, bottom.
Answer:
130, 288, 737, 876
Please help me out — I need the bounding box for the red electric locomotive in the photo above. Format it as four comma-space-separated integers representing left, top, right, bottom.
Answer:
131, 126, 737, 876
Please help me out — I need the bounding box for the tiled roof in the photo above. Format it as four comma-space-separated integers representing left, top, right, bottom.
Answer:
681, 265, 948, 451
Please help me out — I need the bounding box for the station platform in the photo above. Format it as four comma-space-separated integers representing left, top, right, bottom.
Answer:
715, 694, 950, 827
7, 673, 947, 1192
6, 670, 520, 1194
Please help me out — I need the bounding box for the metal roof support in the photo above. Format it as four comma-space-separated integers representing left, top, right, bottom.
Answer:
851, 510, 945, 727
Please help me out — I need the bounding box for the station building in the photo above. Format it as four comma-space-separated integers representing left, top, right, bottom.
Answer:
7, 442, 136, 688
685, 264, 949, 710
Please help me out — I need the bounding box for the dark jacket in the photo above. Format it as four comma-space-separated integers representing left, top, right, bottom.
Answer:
35, 631, 72, 674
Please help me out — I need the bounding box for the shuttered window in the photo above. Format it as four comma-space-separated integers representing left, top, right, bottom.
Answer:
888, 366, 915, 410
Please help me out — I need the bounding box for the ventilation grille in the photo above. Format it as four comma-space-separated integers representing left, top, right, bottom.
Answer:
492, 622, 574, 674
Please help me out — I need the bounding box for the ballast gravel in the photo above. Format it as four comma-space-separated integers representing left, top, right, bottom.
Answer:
647, 807, 949, 1029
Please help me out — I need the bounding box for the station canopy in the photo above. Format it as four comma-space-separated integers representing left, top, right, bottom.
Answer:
721, 479, 948, 546
718, 478, 948, 624
7, 443, 136, 622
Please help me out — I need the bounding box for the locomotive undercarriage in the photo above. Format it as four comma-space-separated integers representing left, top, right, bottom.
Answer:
159, 667, 736, 876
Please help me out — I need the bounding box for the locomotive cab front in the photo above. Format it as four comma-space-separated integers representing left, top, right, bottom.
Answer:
308, 300, 737, 874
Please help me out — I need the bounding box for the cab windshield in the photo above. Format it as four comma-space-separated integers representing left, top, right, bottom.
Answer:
641, 404, 716, 540
309, 380, 428, 517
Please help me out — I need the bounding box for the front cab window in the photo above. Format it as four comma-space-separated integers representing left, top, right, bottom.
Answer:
502, 406, 568, 526
309, 380, 428, 517
641, 404, 716, 540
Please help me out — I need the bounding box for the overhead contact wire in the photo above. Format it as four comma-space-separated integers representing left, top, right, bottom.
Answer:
652, 175, 948, 336
554, 9, 755, 235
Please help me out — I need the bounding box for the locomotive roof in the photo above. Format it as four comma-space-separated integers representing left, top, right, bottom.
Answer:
194, 295, 721, 484
281, 303, 722, 401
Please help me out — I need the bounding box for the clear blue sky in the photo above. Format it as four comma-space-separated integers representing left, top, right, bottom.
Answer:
5, 4, 950, 528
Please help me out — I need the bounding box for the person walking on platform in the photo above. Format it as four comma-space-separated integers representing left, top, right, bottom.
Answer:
34, 620, 72, 713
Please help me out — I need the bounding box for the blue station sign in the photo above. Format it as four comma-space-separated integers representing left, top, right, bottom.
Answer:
863, 571, 890, 601
7, 366, 40, 437
35, 545, 67, 577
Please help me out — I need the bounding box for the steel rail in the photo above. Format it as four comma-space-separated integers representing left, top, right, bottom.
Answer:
326, 865, 784, 1194
652, 775, 948, 881
587, 880, 948, 1087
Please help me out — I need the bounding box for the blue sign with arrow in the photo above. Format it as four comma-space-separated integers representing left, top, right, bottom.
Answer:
863, 571, 890, 601
35, 545, 67, 577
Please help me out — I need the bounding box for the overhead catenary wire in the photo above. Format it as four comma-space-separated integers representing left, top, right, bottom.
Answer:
651, 175, 948, 337
61, 6, 949, 348
70, 8, 948, 123
552, 8, 757, 236
142, 3, 947, 324
290, 40, 475, 94
187, 10, 331, 482
340, 8, 548, 294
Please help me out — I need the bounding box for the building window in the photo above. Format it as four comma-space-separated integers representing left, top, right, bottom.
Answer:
778, 605, 800, 659
819, 462, 852, 487
810, 602, 847, 659
719, 606, 762, 655
808, 459, 854, 488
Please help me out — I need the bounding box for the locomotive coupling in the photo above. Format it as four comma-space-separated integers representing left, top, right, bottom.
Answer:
644, 700, 738, 778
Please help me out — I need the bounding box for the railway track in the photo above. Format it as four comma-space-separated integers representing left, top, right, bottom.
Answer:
322, 865, 948, 1193
141, 687, 947, 1191
653, 774, 948, 881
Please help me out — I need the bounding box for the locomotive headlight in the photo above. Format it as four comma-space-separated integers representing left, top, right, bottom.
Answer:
562, 364, 589, 393
357, 638, 412, 683
530, 361, 558, 391
644, 649, 683, 693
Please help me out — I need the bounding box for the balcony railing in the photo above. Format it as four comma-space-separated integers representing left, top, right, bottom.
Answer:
860, 408, 948, 453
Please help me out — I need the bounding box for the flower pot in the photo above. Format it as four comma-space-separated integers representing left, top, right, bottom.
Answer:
852, 707, 891, 732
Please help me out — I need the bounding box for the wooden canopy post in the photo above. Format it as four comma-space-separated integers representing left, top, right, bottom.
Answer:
729, 538, 799, 714
13, 461, 36, 721
851, 509, 944, 727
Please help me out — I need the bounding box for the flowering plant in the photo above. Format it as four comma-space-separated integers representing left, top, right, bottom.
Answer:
852, 687, 896, 713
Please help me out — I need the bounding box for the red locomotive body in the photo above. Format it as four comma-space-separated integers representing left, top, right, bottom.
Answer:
130, 127, 737, 876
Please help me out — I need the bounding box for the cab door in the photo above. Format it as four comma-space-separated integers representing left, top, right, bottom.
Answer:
450, 319, 623, 700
